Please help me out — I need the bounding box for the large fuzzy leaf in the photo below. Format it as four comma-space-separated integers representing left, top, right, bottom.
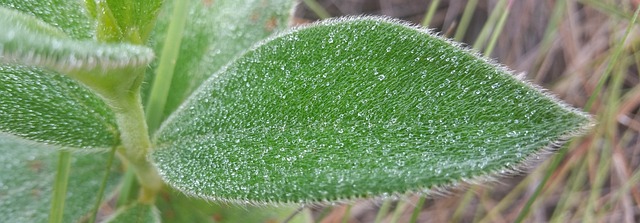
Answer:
143, 0, 293, 130
152, 17, 592, 203
0, 65, 117, 149
0, 135, 121, 222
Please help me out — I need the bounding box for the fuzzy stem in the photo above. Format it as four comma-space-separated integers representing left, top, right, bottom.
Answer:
112, 89, 163, 204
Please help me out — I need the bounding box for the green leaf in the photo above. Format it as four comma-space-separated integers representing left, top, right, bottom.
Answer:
0, 65, 117, 149
151, 17, 593, 203
0, 135, 121, 222
0, 0, 95, 39
143, 0, 293, 131
104, 202, 160, 223
0, 7, 154, 78
101, 0, 163, 43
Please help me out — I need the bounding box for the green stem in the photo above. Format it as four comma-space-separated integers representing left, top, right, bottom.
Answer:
421, 0, 441, 27
117, 168, 138, 207
374, 200, 392, 223
483, 0, 512, 56
302, 0, 331, 19
341, 205, 352, 223
389, 200, 409, 223
146, 0, 190, 134
113, 89, 163, 204
472, 0, 507, 50
48, 150, 71, 223
453, 0, 478, 41
409, 196, 426, 223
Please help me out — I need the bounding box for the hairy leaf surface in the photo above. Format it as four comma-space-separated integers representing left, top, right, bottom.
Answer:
0, 135, 121, 222
154, 17, 593, 203
0, 65, 117, 149
0, 7, 154, 76
0, 0, 94, 39
143, 0, 293, 128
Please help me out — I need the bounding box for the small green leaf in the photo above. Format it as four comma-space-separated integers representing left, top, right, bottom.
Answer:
104, 202, 160, 223
151, 17, 593, 203
0, 7, 154, 77
101, 0, 163, 43
143, 0, 293, 131
0, 65, 117, 149
0, 135, 121, 222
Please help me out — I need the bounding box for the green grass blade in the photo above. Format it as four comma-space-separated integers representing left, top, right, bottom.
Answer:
88, 146, 118, 223
421, 0, 441, 27
472, 0, 507, 50
483, 0, 512, 56
145, 0, 189, 134
374, 200, 392, 223
410, 196, 426, 223
453, 0, 479, 41
302, 0, 331, 19
48, 151, 71, 223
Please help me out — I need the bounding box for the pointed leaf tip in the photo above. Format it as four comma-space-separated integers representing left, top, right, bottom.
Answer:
151, 17, 593, 203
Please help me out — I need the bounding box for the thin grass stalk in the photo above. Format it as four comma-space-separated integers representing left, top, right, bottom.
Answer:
302, 0, 331, 19
584, 42, 629, 223
409, 196, 426, 223
48, 150, 71, 223
583, 136, 611, 223
533, 0, 567, 81
477, 169, 530, 223
116, 168, 137, 207
88, 146, 118, 223
454, 0, 478, 41
145, 0, 190, 134
549, 158, 588, 222
421, 0, 441, 27
472, 0, 508, 50
483, 0, 513, 56
341, 204, 352, 223
389, 199, 409, 223
374, 199, 392, 223
451, 187, 476, 222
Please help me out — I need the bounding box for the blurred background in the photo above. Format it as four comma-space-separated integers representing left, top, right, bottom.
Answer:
287, 0, 640, 222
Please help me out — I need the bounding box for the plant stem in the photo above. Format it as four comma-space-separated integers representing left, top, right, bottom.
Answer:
49, 150, 71, 223
453, 0, 478, 41
483, 0, 512, 56
302, 0, 331, 19
112, 88, 163, 204
117, 168, 138, 207
421, 0, 440, 27
89, 146, 118, 223
374, 200, 392, 223
409, 196, 426, 223
146, 0, 190, 134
